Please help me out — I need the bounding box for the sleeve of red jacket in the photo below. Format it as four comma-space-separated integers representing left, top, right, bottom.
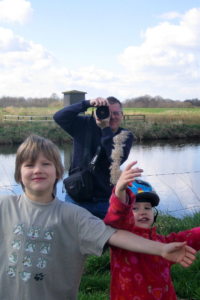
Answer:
104, 186, 136, 232
159, 227, 200, 251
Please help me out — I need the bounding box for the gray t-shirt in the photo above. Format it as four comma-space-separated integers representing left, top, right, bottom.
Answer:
0, 194, 116, 300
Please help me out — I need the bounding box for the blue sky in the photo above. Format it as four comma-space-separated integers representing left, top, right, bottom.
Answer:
0, 0, 200, 101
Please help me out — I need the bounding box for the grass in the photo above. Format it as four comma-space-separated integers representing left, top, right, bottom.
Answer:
0, 107, 200, 144
78, 212, 200, 300
171, 257, 200, 300
78, 291, 110, 300
78, 250, 111, 300
126, 122, 200, 140
123, 107, 200, 113
156, 212, 200, 300
0, 106, 60, 117
122, 107, 200, 126
1, 106, 200, 125
0, 123, 72, 144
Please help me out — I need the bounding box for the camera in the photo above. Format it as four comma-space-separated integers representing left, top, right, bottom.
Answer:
96, 106, 110, 119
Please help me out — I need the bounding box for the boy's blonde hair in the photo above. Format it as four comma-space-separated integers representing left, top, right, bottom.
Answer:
14, 134, 64, 194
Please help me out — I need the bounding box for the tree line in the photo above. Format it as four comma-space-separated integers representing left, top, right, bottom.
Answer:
0, 93, 63, 108
123, 95, 200, 108
0, 94, 200, 108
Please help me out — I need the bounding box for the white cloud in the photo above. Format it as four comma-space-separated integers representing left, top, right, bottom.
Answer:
1, 8, 200, 101
0, 27, 120, 98
0, 28, 54, 69
0, 0, 33, 24
158, 11, 182, 20
119, 9, 200, 72
116, 8, 200, 99
0, 27, 29, 52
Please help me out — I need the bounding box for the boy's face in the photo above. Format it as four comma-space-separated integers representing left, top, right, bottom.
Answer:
133, 202, 154, 229
20, 151, 57, 203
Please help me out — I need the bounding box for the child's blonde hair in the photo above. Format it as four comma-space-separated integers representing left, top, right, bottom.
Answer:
14, 134, 64, 194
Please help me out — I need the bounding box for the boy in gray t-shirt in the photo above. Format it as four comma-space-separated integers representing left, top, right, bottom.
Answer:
0, 134, 196, 300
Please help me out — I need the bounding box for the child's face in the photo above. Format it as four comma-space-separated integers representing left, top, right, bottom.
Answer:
20, 151, 57, 203
132, 202, 154, 229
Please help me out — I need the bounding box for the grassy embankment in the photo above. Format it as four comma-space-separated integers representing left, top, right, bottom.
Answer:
78, 212, 200, 300
0, 106, 200, 144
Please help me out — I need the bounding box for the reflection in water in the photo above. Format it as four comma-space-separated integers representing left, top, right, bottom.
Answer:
122, 139, 200, 218
0, 139, 200, 218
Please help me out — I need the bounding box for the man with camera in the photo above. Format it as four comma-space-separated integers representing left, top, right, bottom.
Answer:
53, 96, 134, 219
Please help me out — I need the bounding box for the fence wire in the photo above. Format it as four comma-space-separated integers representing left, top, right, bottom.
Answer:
1, 170, 200, 214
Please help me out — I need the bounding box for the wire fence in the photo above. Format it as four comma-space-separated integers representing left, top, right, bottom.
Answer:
1, 170, 200, 215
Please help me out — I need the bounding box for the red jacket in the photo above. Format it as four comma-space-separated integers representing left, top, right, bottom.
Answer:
104, 187, 200, 300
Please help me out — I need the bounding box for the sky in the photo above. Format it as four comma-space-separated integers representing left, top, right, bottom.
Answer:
0, 0, 200, 102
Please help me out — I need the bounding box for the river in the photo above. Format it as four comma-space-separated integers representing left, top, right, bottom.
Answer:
0, 139, 200, 218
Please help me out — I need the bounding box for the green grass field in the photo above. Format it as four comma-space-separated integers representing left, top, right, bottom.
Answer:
122, 107, 200, 125
123, 107, 200, 113
1, 106, 200, 125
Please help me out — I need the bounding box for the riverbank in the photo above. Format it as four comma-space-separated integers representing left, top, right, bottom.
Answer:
0, 121, 200, 144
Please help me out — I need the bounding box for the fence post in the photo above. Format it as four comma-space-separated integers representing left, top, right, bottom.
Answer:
123, 115, 126, 124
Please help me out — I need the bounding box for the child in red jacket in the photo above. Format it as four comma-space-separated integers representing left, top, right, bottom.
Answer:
104, 161, 200, 300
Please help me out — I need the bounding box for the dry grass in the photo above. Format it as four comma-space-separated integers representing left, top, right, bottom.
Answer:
122, 108, 200, 125
0, 106, 62, 124
145, 112, 200, 125
1, 107, 200, 126
1, 106, 60, 116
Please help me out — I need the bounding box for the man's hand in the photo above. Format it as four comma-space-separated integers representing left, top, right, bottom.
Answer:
90, 97, 111, 130
90, 97, 108, 107
115, 161, 143, 203
162, 241, 196, 268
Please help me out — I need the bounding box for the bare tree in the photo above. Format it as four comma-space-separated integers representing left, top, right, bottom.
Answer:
123, 96, 195, 108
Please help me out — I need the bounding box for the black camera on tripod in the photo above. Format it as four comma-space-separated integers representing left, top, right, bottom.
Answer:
96, 105, 110, 119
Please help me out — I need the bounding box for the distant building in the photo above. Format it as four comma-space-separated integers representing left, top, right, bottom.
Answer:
62, 90, 87, 107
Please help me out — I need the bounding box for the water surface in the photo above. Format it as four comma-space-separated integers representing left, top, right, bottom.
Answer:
0, 139, 200, 218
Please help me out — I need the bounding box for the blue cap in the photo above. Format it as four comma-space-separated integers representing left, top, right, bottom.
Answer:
128, 179, 160, 207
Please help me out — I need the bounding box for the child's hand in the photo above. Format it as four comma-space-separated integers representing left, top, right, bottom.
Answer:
162, 241, 196, 268
115, 161, 143, 203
